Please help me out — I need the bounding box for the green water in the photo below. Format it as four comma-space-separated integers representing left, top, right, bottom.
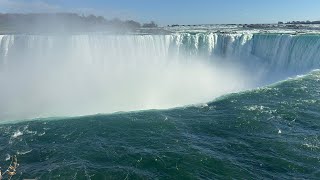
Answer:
0, 70, 319, 179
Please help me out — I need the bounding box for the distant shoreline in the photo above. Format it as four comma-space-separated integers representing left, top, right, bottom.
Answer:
0, 12, 320, 34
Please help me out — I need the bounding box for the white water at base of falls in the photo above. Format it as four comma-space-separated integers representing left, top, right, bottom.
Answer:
0, 33, 319, 121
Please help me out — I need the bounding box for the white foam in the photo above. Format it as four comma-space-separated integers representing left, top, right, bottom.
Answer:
12, 130, 23, 138
0, 32, 319, 121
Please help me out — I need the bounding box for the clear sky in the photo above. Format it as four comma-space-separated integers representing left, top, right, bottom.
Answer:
0, 0, 319, 25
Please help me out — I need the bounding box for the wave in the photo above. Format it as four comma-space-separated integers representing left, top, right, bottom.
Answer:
0, 33, 319, 121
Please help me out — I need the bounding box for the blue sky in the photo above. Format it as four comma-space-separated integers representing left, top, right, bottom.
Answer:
0, 0, 319, 25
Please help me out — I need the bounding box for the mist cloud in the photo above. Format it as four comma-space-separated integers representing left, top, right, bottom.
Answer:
0, 34, 254, 121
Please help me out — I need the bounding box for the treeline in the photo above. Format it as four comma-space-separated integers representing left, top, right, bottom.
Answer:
0, 13, 158, 33
278, 20, 320, 24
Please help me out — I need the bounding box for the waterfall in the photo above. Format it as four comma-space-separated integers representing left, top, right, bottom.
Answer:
0, 32, 319, 121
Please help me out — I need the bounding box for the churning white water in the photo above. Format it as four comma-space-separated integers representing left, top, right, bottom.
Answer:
0, 33, 319, 120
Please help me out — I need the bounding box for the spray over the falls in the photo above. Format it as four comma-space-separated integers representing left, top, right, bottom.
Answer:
0, 33, 320, 120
